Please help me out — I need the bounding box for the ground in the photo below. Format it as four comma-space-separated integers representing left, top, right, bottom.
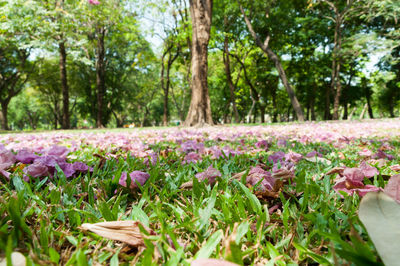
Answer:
1, 119, 400, 265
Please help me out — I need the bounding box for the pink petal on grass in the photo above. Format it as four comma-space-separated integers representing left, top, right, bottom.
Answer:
284, 151, 303, 163
88, 0, 100, 4
268, 151, 285, 163
333, 181, 381, 197
195, 166, 221, 185
15, 149, 38, 164
183, 152, 201, 164
24, 161, 49, 178
46, 145, 70, 159
246, 166, 275, 191
73, 162, 89, 172
358, 148, 373, 157
384, 175, 400, 203
0, 147, 15, 170
119, 171, 150, 189
390, 165, 400, 172
359, 161, 379, 178
343, 168, 365, 184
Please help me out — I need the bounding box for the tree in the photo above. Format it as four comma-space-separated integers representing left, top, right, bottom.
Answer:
311, 0, 362, 120
0, 46, 32, 130
184, 0, 214, 126
237, 0, 305, 122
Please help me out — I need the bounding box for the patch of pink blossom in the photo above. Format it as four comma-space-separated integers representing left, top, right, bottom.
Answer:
195, 166, 221, 185
88, 0, 100, 5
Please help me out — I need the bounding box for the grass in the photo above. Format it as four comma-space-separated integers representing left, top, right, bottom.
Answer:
0, 122, 399, 265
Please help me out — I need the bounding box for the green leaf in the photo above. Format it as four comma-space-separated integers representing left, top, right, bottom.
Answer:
49, 248, 60, 264
194, 230, 223, 259
234, 180, 261, 214
66, 235, 78, 247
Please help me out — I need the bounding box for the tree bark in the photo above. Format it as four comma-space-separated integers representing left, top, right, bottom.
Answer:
310, 85, 316, 121
238, 3, 304, 122
331, 16, 342, 120
223, 34, 240, 123
59, 41, 70, 129
161, 47, 169, 126
343, 102, 348, 120
0, 100, 10, 130
96, 27, 106, 128
365, 87, 374, 118
272, 86, 278, 123
184, 0, 213, 126
162, 45, 180, 126
327, 0, 356, 120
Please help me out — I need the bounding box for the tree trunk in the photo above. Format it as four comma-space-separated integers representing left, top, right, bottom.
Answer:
161, 48, 169, 126
365, 87, 374, 118
360, 103, 368, 119
162, 45, 180, 126
272, 85, 278, 123
96, 27, 106, 128
331, 11, 344, 120
223, 35, 240, 123
348, 106, 356, 120
260, 105, 265, 123
0, 100, 10, 130
310, 85, 316, 121
184, 0, 213, 126
238, 4, 304, 122
59, 41, 70, 129
389, 98, 395, 118
343, 102, 348, 120
265, 48, 304, 122
324, 84, 331, 120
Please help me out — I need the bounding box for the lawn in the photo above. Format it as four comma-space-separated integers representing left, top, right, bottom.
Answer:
1, 119, 400, 265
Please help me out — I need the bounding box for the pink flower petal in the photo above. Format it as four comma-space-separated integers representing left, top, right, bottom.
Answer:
384, 174, 400, 203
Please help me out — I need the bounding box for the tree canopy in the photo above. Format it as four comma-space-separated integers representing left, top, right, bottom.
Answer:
0, 0, 399, 130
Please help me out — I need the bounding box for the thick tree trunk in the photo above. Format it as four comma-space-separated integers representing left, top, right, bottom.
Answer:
184, 0, 213, 126
260, 105, 265, 123
59, 41, 70, 129
223, 35, 240, 123
96, 27, 106, 128
0, 100, 9, 130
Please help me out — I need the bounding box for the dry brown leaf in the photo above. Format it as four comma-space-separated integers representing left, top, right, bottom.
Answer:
79, 220, 153, 247
231, 171, 246, 181
272, 169, 294, 180
223, 223, 238, 259
368, 159, 387, 168
326, 167, 345, 176
180, 180, 194, 189
305, 157, 332, 165
338, 152, 346, 160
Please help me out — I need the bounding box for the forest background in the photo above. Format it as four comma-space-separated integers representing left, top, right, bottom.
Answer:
0, 0, 399, 131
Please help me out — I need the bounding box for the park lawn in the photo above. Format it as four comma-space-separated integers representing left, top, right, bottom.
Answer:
1, 119, 400, 265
